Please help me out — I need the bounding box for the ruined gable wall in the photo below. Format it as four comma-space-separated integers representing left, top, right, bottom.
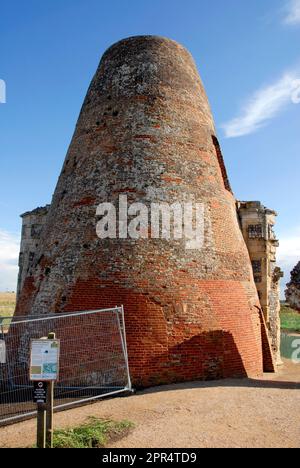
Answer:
237, 201, 283, 365
17, 206, 50, 301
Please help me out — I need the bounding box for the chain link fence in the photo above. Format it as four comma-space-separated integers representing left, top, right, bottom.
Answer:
0, 306, 131, 426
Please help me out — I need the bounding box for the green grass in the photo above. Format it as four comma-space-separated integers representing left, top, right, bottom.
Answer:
281, 303, 300, 332
52, 418, 133, 449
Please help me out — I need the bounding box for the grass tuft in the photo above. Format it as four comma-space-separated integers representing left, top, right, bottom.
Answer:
52, 417, 133, 449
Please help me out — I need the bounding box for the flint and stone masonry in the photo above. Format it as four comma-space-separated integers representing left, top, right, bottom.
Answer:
15, 36, 279, 387
17, 206, 50, 297
237, 202, 283, 365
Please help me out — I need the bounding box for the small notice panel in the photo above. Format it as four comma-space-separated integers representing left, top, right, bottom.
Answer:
0, 340, 6, 364
30, 339, 60, 381
33, 381, 47, 403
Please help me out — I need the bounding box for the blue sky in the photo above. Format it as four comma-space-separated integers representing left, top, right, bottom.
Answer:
0, 0, 299, 292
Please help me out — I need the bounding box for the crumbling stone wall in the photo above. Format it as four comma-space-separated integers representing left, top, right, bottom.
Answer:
286, 262, 300, 311
17, 206, 50, 299
237, 201, 283, 365
15, 36, 275, 387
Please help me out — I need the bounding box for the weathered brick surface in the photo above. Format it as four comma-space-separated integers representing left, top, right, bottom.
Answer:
15, 36, 274, 386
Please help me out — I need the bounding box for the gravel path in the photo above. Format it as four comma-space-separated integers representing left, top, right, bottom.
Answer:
0, 359, 299, 448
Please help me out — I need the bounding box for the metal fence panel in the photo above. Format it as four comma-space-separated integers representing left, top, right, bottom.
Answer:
281, 332, 300, 360
0, 306, 131, 426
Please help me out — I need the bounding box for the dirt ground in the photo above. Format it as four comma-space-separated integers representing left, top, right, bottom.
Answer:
0, 359, 299, 449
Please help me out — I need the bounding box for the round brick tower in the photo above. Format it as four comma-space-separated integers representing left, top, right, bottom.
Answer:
16, 36, 272, 386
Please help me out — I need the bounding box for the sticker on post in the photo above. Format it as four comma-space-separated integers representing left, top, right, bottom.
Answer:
30, 339, 60, 381
33, 381, 47, 403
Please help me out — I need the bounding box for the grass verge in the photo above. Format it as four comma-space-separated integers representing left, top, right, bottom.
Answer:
281, 303, 300, 332
0, 292, 16, 318
52, 417, 133, 448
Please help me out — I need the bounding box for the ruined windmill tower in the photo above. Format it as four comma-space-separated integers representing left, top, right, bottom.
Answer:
15, 36, 275, 387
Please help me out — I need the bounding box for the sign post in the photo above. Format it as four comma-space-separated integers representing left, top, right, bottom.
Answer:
30, 332, 60, 449
37, 401, 46, 449
46, 332, 56, 449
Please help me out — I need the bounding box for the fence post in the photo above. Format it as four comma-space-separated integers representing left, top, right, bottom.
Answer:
45, 332, 55, 448
121, 305, 132, 391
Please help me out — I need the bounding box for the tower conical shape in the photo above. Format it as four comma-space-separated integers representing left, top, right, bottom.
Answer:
16, 36, 273, 386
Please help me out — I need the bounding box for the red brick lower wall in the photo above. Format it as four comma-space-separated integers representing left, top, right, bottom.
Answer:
60, 277, 266, 388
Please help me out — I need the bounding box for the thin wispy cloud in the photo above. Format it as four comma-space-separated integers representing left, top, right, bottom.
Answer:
0, 230, 20, 292
284, 0, 300, 25
222, 71, 300, 138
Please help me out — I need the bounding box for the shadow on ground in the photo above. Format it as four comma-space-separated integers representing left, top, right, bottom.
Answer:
139, 360, 300, 394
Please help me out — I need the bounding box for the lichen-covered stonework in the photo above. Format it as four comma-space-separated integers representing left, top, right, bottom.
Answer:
237, 201, 283, 365
15, 36, 275, 387
17, 206, 50, 298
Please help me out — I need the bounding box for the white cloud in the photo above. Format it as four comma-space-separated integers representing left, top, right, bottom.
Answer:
222, 71, 300, 138
0, 230, 20, 292
284, 0, 300, 25
277, 228, 300, 298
